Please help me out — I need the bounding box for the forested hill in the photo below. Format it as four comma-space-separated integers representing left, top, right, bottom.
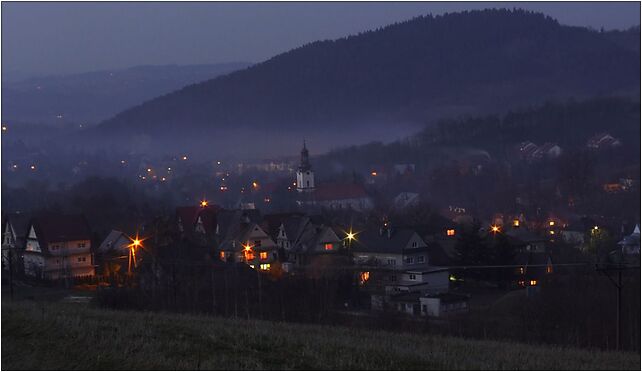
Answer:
317, 97, 641, 170
95, 9, 640, 145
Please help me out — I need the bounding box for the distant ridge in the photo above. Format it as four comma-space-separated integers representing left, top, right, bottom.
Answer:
2, 62, 252, 125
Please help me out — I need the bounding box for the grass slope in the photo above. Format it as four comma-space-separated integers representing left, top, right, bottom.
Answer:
2, 300, 639, 370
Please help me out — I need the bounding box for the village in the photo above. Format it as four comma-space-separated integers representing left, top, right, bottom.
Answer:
2, 135, 640, 328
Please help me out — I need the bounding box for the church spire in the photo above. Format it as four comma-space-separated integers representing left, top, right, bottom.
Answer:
299, 140, 311, 172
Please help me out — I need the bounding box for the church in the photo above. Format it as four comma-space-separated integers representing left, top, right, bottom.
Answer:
295, 142, 374, 211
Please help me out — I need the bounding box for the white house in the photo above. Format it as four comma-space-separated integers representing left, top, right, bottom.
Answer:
23, 215, 95, 280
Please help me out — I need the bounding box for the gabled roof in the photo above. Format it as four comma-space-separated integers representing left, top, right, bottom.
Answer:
352, 228, 426, 254
28, 215, 92, 246
314, 183, 368, 201
97, 230, 130, 253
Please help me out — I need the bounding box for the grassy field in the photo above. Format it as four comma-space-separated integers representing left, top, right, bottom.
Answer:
2, 300, 639, 370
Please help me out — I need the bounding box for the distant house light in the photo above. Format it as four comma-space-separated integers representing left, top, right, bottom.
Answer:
549, 221, 555, 227
371, 171, 377, 176
259, 252, 268, 260
529, 280, 537, 286
324, 243, 333, 250
260, 263, 270, 271
447, 229, 455, 236
513, 219, 520, 227
182, 156, 188, 160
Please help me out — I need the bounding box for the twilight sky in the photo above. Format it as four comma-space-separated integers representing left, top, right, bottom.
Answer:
2, 2, 640, 79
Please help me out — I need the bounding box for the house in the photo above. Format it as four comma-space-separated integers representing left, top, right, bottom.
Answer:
587, 133, 621, 150
1, 213, 29, 272
506, 229, 548, 253
618, 225, 640, 255
393, 192, 420, 210
531, 142, 562, 160
96, 230, 130, 255
514, 251, 554, 289
263, 213, 344, 274
352, 225, 449, 294
420, 293, 469, 317
216, 209, 278, 272
23, 215, 95, 280
175, 204, 221, 243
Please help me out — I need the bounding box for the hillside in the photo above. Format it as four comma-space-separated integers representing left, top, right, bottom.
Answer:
92, 9, 640, 155
2, 62, 251, 125
2, 300, 639, 370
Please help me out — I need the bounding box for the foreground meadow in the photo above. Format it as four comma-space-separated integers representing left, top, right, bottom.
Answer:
2, 300, 639, 370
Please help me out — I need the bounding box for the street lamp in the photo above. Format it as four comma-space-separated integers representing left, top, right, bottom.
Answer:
127, 233, 144, 275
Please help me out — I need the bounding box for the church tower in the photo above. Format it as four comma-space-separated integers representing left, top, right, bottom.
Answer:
296, 141, 315, 192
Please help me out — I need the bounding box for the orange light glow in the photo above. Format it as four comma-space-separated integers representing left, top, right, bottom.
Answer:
530, 280, 537, 286
371, 171, 377, 176
359, 271, 370, 285
513, 219, 520, 227
252, 181, 258, 188
549, 221, 555, 227
447, 229, 455, 236
490, 225, 500, 233
260, 252, 268, 260
200, 200, 209, 207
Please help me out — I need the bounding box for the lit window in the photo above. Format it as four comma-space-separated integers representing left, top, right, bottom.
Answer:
260, 263, 270, 271
359, 271, 370, 285
324, 243, 333, 250
219, 251, 226, 261
447, 229, 455, 236
530, 280, 537, 286
546, 266, 553, 274
260, 252, 268, 260
513, 219, 520, 227
519, 267, 524, 274
246, 252, 255, 261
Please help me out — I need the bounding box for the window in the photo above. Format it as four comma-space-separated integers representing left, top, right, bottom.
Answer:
51, 244, 60, 250
260, 252, 268, 260
387, 259, 396, 266
446, 229, 455, 236
254, 240, 262, 247
417, 256, 425, 263
324, 243, 333, 251
219, 251, 226, 261
529, 280, 537, 286
411, 241, 417, 248
389, 275, 397, 282
405, 257, 414, 264
246, 251, 255, 261
78, 243, 86, 248
260, 263, 270, 271
77, 257, 86, 263
409, 274, 417, 281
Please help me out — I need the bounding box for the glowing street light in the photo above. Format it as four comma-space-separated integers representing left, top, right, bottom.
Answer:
30, 165, 36, 171
1, 125, 7, 132
200, 199, 209, 208
490, 225, 500, 233
182, 156, 188, 161
127, 233, 144, 274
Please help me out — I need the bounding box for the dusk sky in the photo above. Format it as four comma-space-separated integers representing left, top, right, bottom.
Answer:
2, 1, 640, 79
